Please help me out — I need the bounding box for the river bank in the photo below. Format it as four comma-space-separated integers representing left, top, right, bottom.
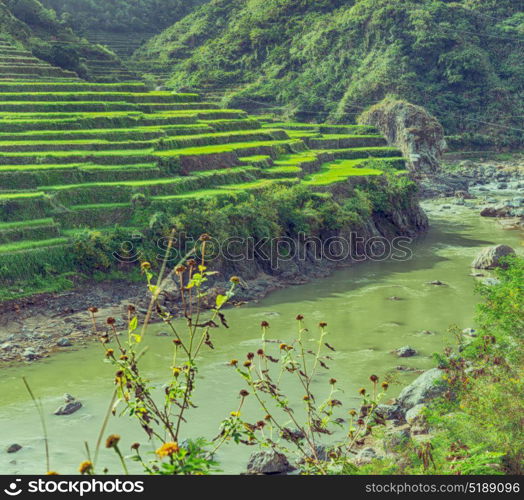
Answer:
0, 180, 428, 365
2, 155, 523, 367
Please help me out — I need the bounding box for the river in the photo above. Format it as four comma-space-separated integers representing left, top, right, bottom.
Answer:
0, 200, 522, 475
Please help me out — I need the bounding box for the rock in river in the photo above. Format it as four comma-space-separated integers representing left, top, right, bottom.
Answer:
472, 245, 515, 269
395, 346, 417, 357
54, 394, 82, 416
7, 444, 22, 454
246, 450, 295, 475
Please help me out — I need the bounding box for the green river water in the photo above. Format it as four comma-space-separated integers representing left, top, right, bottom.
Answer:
0, 201, 522, 475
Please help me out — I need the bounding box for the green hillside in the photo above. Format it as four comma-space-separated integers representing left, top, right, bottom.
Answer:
0, 0, 135, 81
136, 0, 524, 148
40, 0, 208, 33
0, 34, 409, 296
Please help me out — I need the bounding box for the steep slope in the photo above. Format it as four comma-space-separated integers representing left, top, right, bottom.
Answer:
41, 0, 208, 34
0, 0, 134, 81
136, 0, 524, 148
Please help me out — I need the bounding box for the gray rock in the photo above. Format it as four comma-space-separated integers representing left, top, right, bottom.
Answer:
462, 328, 477, 337
246, 450, 294, 475
427, 280, 446, 286
482, 277, 501, 286
54, 394, 82, 416
396, 368, 446, 414
383, 428, 410, 451
57, 338, 72, 347
395, 346, 417, 357
355, 447, 382, 465
7, 444, 22, 454
405, 404, 426, 425
64, 393, 76, 402
472, 245, 516, 269
375, 404, 402, 420
54, 401, 82, 416
22, 348, 39, 361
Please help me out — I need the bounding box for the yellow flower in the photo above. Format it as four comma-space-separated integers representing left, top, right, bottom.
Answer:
46, 471, 59, 475
79, 461, 93, 475
230, 411, 241, 417
156, 442, 179, 458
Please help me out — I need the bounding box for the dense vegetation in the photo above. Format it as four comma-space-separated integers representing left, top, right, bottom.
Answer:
40, 0, 208, 33
137, 0, 524, 148
400, 257, 523, 474
0, 0, 123, 79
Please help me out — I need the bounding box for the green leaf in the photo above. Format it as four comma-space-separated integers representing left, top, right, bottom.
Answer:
215, 294, 228, 308
129, 316, 138, 332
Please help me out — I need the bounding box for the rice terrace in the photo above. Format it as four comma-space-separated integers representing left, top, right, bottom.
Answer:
0, 0, 522, 485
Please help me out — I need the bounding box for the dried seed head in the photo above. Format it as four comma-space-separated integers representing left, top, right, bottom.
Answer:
359, 387, 366, 396
264, 414, 272, 421
247, 352, 255, 360
106, 317, 116, 326
296, 314, 304, 321
79, 461, 93, 475
260, 321, 270, 328
186, 259, 197, 268
303, 395, 310, 401
357, 418, 365, 426
229, 359, 238, 366
173, 339, 182, 346
370, 374, 379, 383
329, 378, 337, 385
131, 442, 140, 451
199, 233, 211, 242
105, 434, 120, 449
239, 389, 249, 397
175, 265, 187, 274
88, 307, 98, 314
319, 322, 328, 328
127, 305, 136, 313
349, 409, 357, 417
279, 343, 287, 350
381, 381, 389, 390
257, 349, 264, 356
230, 276, 240, 284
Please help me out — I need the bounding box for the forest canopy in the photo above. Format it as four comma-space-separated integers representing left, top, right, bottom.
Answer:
40, 0, 208, 33
137, 0, 524, 147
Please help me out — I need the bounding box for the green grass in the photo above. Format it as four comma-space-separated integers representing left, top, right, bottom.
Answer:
157, 139, 304, 157
303, 159, 385, 185
0, 237, 69, 254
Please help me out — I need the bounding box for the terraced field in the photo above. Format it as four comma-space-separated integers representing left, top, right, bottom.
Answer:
0, 39, 78, 82
0, 71, 405, 287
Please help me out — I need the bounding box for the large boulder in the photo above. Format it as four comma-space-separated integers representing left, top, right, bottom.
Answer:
358, 98, 446, 174
396, 368, 447, 414
246, 450, 294, 475
472, 245, 516, 269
